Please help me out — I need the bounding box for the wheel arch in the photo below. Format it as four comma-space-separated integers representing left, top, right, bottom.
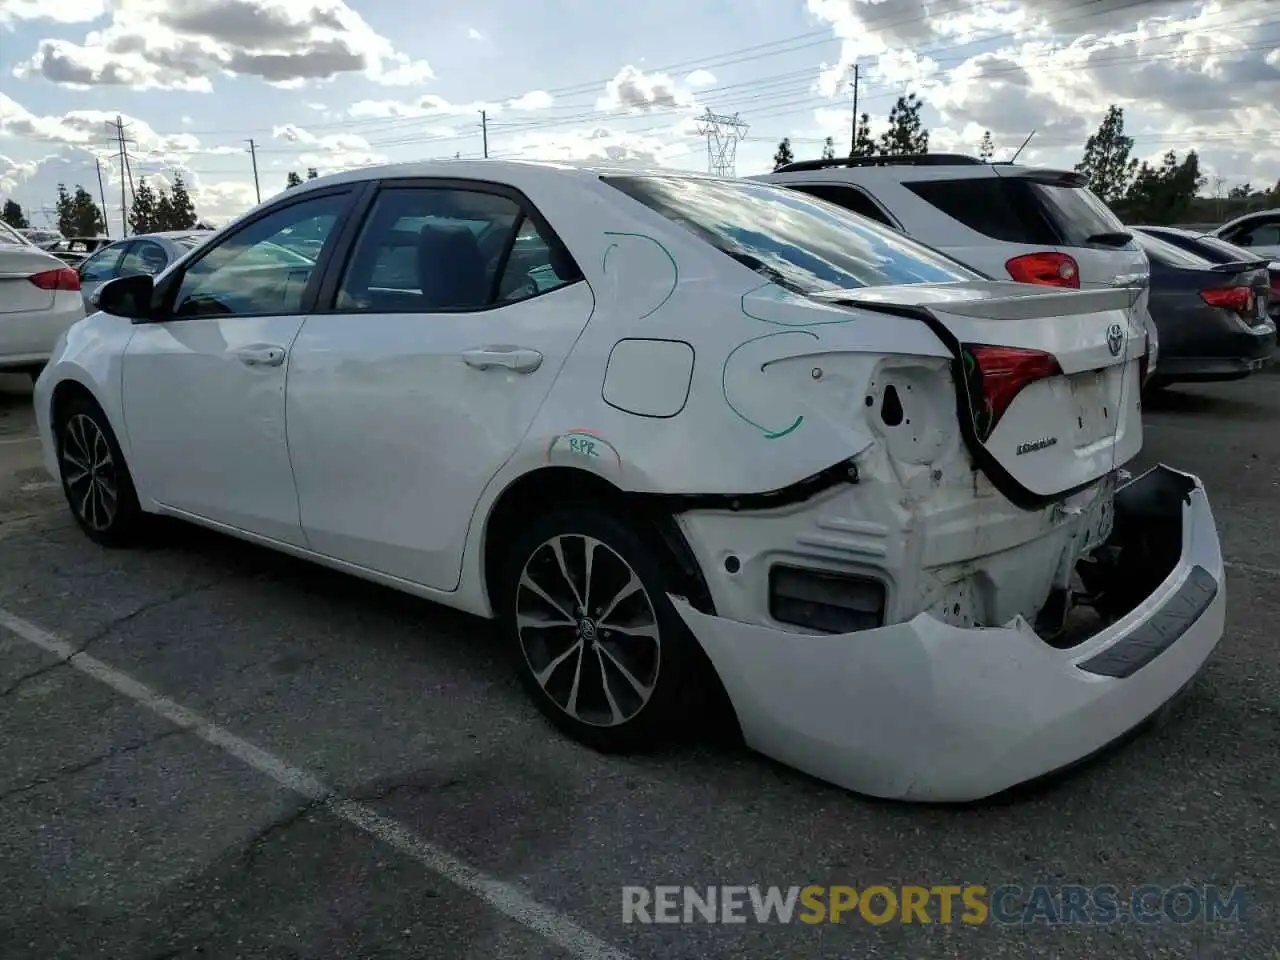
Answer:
480, 465, 716, 619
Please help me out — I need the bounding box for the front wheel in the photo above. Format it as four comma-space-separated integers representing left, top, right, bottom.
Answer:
56, 395, 144, 547
500, 505, 704, 752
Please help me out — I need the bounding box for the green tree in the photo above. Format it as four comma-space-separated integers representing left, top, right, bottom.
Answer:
286, 170, 303, 189
821, 136, 836, 160
1074, 105, 1137, 205
772, 138, 795, 171
978, 130, 994, 162
1121, 150, 1205, 224
129, 178, 158, 235
850, 113, 875, 158
154, 191, 175, 231
168, 174, 197, 229
66, 186, 105, 236
1, 199, 29, 229
55, 183, 75, 236
878, 94, 929, 156
1227, 183, 1251, 200
306, 167, 319, 180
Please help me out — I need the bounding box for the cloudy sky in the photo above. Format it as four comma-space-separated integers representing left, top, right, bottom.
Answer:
0, 0, 1277, 228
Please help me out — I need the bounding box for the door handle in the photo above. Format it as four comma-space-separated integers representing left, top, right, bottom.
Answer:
236, 345, 286, 368
461, 345, 544, 374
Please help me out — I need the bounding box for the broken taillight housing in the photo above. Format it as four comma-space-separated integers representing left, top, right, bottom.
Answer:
961, 344, 1063, 442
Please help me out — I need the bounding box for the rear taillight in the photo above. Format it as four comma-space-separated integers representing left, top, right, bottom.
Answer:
28, 266, 81, 291
1005, 252, 1080, 288
1269, 274, 1279, 300
1200, 285, 1253, 315
961, 344, 1063, 442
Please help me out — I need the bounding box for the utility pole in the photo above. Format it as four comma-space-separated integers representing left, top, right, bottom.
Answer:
95, 158, 110, 238
849, 65, 860, 157
115, 116, 128, 236
246, 138, 262, 204
480, 110, 489, 158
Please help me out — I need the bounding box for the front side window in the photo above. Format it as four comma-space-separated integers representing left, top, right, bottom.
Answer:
334, 186, 578, 313
120, 240, 169, 277
79, 242, 130, 282
606, 175, 977, 295
171, 192, 350, 318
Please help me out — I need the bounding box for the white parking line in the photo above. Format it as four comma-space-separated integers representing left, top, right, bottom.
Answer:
0, 606, 634, 960
0, 435, 39, 445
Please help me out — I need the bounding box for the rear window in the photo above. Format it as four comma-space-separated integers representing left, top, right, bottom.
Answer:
0, 221, 28, 245
604, 175, 977, 295
1134, 231, 1214, 268
904, 177, 1129, 248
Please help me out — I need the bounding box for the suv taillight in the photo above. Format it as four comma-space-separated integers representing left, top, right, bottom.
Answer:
1200, 286, 1253, 316
1006, 252, 1080, 288
961, 344, 1062, 442
28, 266, 81, 291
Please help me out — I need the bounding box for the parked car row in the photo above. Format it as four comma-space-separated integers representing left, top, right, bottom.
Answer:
31, 158, 1226, 803
760, 155, 1275, 390
0, 224, 211, 378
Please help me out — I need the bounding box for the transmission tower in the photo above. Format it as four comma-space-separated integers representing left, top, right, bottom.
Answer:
695, 108, 749, 177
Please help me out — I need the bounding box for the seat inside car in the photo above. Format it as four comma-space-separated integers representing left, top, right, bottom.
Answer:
417, 224, 489, 310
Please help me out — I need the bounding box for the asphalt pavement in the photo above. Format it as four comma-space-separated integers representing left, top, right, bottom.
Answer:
0, 370, 1276, 959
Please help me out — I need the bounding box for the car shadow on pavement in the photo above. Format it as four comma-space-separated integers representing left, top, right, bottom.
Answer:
1142, 384, 1274, 420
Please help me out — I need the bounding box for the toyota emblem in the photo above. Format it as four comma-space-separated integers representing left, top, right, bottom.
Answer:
1106, 322, 1124, 357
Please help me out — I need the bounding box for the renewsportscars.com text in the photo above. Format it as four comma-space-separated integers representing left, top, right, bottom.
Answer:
621, 884, 1250, 926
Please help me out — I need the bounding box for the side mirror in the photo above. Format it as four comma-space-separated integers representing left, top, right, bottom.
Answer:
97, 275, 155, 322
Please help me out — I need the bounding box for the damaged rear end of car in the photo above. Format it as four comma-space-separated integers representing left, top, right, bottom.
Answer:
664, 280, 1223, 802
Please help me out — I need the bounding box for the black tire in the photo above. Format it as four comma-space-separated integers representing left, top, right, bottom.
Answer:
499, 504, 703, 752
55, 394, 145, 547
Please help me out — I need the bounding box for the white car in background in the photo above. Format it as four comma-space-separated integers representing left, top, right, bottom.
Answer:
33, 161, 1223, 802
0, 219, 85, 378
758, 155, 1161, 378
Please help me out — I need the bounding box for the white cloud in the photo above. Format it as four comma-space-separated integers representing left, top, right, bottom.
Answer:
597, 65, 699, 114
506, 90, 555, 111
495, 123, 699, 167
12, 0, 434, 90
685, 69, 717, 87
467, 27, 483, 41
0, 0, 106, 26
270, 123, 386, 168
347, 89, 554, 120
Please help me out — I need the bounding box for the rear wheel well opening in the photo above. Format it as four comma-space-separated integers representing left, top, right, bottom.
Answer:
481, 466, 738, 741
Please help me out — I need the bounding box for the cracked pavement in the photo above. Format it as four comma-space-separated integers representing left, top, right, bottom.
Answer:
0, 371, 1278, 959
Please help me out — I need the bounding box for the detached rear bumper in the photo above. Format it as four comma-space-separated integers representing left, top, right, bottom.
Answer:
670, 465, 1225, 803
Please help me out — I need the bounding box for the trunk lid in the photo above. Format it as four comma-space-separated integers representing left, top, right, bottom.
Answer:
0, 247, 59, 315
812, 280, 1144, 502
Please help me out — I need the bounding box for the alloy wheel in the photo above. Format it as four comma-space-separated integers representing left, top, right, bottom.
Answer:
515, 534, 661, 727
61, 413, 118, 532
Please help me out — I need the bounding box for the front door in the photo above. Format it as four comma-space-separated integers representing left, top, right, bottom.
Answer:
121, 188, 356, 544
286, 181, 593, 589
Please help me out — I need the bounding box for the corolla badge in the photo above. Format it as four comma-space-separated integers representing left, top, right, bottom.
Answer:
1106, 322, 1124, 357
1016, 436, 1058, 455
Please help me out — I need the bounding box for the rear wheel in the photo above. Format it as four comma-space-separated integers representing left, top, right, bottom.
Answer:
500, 505, 702, 752
56, 395, 144, 547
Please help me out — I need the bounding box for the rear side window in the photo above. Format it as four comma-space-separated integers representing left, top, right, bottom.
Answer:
905, 177, 1127, 248
785, 184, 896, 228
605, 175, 977, 295
1134, 232, 1213, 269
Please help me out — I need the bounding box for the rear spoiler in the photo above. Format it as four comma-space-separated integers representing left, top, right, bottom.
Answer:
993, 167, 1087, 188
1208, 259, 1272, 274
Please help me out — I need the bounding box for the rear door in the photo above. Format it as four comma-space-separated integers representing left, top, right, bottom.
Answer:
285, 179, 592, 591
820, 281, 1145, 501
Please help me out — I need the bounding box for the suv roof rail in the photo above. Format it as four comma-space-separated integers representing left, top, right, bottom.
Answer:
772, 154, 985, 173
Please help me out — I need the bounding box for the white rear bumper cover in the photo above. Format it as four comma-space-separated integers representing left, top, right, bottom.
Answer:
669, 465, 1225, 803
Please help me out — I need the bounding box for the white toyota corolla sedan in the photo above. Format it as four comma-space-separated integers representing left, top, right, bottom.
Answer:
33, 161, 1225, 802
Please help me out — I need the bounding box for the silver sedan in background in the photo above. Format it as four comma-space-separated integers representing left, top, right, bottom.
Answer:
77, 231, 209, 309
